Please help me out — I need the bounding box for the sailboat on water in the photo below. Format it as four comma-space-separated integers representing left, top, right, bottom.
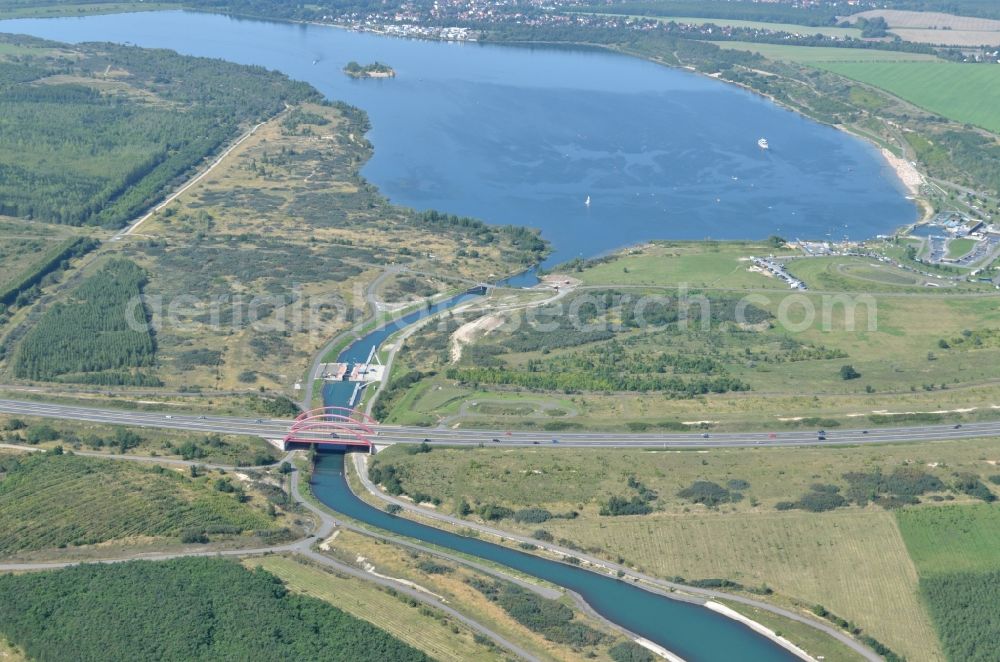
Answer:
584, 195, 591, 207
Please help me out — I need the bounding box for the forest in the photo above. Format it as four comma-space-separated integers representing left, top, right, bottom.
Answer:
922, 570, 1000, 661
0, 557, 431, 662
11, 259, 158, 384
0, 33, 316, 227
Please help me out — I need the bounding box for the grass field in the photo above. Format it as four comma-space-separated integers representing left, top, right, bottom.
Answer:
0, 413, 279, 465
946, 237, 977, 260
389, 241, 1000, 431
0, 452, 284, 558
714, 41, 942, 63
0, 637, 24, 662
816, 62, 1000, 135
367, 440, 1000, 659
0, 219, 81, 290
245, 555, 504, 662
575, 240, 789, 289
720, 600, 864, 662
897, 504, 1000, 575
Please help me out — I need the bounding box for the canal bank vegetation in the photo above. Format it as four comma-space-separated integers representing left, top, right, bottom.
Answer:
0, 451, 298, 560
246, 555, 508, 662
317, 525, 631, 661
0, 557, 431, 662
366, 438, 1000, 659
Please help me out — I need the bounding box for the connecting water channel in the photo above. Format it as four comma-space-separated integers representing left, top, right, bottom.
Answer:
0, 10, 913, 658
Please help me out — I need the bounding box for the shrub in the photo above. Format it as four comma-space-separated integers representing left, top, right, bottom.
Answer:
839, 365, 861, 380
513, 508, 552, 524
676, 481, 742, 507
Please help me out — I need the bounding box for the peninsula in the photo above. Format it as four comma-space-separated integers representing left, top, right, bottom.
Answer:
343, 61, 395, 79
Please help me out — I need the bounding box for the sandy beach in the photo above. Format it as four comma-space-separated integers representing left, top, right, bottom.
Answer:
880, 147, 923, 197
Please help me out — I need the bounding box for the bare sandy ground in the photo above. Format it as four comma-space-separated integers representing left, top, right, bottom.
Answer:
880, 147, 923, 197
450, 314, 505, 363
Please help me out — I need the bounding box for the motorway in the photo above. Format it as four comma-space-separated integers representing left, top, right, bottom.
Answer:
1, 398, 998, 448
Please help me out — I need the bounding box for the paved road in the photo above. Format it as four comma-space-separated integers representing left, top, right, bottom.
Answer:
2, 397, 998, 449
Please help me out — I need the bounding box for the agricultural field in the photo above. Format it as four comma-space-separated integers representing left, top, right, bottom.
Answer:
816, 61, 1000, 136
248, 555, 505, 662
591, 14, 861, 38
0, 451, 293, 560
713, 41, 941, 63
382, 242, 1000, 431
0, 413, 279, 465
848, 9, 1000, 47
365, 440, 1000, 659
0, 2, 176, 19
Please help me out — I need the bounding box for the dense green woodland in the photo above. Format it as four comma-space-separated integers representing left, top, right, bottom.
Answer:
0, 33, 315, 227
11, 258, 158, 384
0, 557, 431, 662
922, 570, 1000, 661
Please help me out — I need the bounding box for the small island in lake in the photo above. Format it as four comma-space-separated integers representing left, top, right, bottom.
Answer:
343, 61, 396, 79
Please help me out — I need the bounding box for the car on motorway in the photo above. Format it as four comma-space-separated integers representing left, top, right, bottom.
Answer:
818, 434, 826, 441
702, 433, 710, 438
551, 439, 559, 444
254, 419, 263, 424
492, 438, 500, 443
817, 429, 826, 436
953, 424, 963, 429
532, 440, 539, 445
164, 415, 173, 419
862, 430, 868, 434
198, 415, 207, 420
423, 438, 431, 443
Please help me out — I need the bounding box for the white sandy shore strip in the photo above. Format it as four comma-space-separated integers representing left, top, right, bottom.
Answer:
634, 637, 686, 661
705, 602, 816, 661
880, 147, 923, 197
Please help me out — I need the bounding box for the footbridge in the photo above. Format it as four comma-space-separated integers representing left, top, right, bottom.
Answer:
282, 406, 377, 451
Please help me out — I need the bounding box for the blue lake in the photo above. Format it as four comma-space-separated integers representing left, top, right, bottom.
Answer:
0, 12, 894, 658
0, 9, 916, 268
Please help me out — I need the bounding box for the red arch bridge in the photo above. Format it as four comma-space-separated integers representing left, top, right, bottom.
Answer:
282, 407, 377, 450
